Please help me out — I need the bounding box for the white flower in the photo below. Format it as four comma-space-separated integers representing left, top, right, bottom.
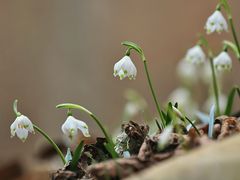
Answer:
205, 10, 228, 34
213, 51, 232, 71
61, 116, 90, 140
177, 60, 198, 84
114, 56, 137, 80
185, 45, 206, 64
10, 115, 34, 142
158, 126, 173, 149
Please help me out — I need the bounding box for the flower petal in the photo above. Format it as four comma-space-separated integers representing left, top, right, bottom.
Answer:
75, 120, 91, 137
16, 128, 28, 142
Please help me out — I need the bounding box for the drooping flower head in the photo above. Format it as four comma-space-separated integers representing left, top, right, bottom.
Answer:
10, 115, 34, 142
61, 115, 90, 140
114, 55, 137, 80
205, 10, 228, 34
185, 45, 206, 64
213, 51, 232, 71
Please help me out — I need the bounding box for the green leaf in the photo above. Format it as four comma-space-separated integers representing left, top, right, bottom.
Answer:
223, 40, 240, 59
121, 41, 143, 55
70, 140, 84, 171
185, 116, 201, 136
225, 86, 240, 115
155, 118, 162, 131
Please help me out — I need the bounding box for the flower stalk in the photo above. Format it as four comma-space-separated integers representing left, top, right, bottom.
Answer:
219, 0, 240, 61
209, 56, 221, 115
121, 41, 165, 129
198, 36, 221, 115
33, 124, 66, 164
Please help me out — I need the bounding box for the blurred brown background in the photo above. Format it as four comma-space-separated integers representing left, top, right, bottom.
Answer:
0, 0, 239, 168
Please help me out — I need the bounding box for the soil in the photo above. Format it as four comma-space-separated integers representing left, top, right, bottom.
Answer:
52, 116, 240, 180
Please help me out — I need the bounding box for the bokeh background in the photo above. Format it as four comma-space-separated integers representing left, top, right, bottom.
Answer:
0, 0, 239, 177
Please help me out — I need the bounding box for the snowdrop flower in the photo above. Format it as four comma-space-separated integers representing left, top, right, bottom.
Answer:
10, 115, 34, 142
205, 10, 228, 34
114, 56, 137, 80
177, 60, 198, 84
158, 126, 173, 149
185, 45, 206, 64
61, 116, 90, 140
213, 51, 232, 71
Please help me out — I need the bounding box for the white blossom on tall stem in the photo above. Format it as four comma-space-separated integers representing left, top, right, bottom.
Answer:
185, 45, 206, 64
114, 56, 137, 80
213, 51, 232, 71
205, 10, 228, 34
10, 115, 34, 142
61, 116, 90, 140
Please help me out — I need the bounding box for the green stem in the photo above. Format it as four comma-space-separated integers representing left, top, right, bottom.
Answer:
209, 57, 220, 115
89, 114, 115, 147
33, 124, 66, 165
229, 17, 240, 60
143, 60, 165, 129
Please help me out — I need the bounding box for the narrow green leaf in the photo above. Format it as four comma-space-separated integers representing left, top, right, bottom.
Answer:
185, 117, 201, 136
155, 118, 162, 131
70, 140, 84, 171
225, 86, 240, 115
121, 41, 143, 54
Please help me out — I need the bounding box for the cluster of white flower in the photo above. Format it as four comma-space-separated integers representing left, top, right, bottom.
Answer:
182, 9, 232, 72
10, 114, 90, 141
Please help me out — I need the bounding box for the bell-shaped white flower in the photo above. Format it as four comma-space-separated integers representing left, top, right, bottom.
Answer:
61, 116, 90, 140
114, 56, 137, 80
185, 45, 206, 64
213, 51, 232, 71
205, 10, 228, 34
10, 115, 34, 142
